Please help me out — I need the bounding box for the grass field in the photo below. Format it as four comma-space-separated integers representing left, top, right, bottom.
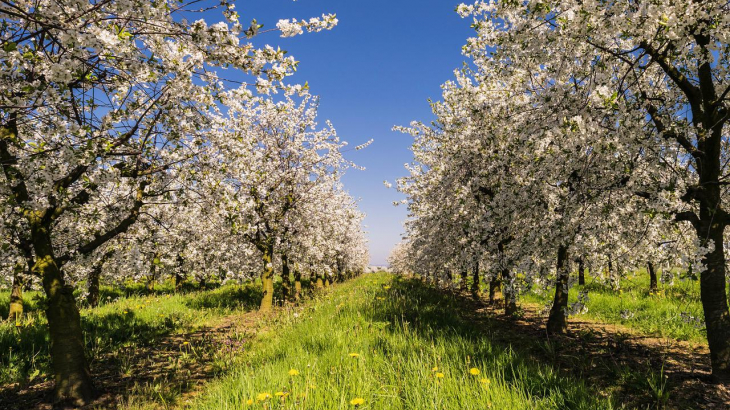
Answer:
520, 271, 706, 343
1, 272, 721, 409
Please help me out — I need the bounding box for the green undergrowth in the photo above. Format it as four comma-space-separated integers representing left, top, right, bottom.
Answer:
521, 271, 706, 343
189, 273, 613, 410
0, 280, 269, 387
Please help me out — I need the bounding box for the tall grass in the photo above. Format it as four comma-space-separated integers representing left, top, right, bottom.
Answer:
521, 271, 706, 343
0, 281, 263, 386
189, 273, 612, 410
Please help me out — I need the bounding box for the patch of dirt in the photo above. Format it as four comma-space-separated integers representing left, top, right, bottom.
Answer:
446, 287, 730, 409
0, 310, 271, 410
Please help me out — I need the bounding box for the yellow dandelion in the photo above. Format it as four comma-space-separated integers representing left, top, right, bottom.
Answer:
480, 378, 490, 384
383, 285, 391, 290
350, 397, 365, 406
275, 391, 289, 398
309, 384, 317, 389
288, 369, 300, 376
256, 392, 272, 401
123, 311, 129, 314
431, 366, 438, 372
469, 368, 480, 376
349, 352, 360, 358
435, 372, 444, 378
183, 341, 189, 345
246, 399, 254, 405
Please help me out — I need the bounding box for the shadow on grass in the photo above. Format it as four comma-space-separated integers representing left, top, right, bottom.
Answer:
0, 282, 272, 410
368, 276, 725, 410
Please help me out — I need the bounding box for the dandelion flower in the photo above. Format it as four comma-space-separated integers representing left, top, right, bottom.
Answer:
383, 286, 391, 290
431, 366, 438, 372
288, 369, 300, 376
246, 399, 254, 405
435, 372, 444, 378
275, 391, 289, 398
480, 378, 490, 384
350, 397, 365, 406
469, 368, 480, 376
349, 353, 360, 358
183, 341, 189, 345
256, 392, 272, 401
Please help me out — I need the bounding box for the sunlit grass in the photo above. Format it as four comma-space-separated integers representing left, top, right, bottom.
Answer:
189, 273, 612, 410
521, 270, 706, 343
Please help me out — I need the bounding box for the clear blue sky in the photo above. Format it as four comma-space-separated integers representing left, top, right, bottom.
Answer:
227, 1, 474, 265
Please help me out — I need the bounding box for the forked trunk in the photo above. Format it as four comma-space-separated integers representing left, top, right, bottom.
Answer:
547, 245, 569, 335
648, 262, 658, 292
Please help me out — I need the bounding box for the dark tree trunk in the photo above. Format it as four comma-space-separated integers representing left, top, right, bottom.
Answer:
32, 227, 95, 405
294, 270, 302, 301
498, 243, 516, 315
578, 256, 585, 286
471, 259, 480, 297
697, 202, 730, 382
648, 262, 658, 292
488, 274, 501, 304
281, 254, 291, 302
86, 264, 101, 308
547, 245, 570, 335
460, 269, 468, 291
174, 254, 184, 291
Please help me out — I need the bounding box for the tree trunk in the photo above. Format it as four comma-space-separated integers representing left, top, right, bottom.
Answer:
315, 274, 324, 289
294, 270, 302, 301
648, 262, 658, 292
146, 253, 158, 293
86, 263, 101, 308
471, 260, 480, 297
33, 228, 95, 405
488, 274, 501, 304
697, 214, 730, 382
8, 265, 23, 323
281, 254, 291, 302
547, 245, 570, 335
260, 246, 275, 311
498, 243, 516, 315
460, 269, 468, 291
324, 277, 331, 288
578, 256, 585, 286
175, 254, 184, 291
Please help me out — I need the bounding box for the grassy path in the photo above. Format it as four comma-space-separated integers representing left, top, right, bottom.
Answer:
3, 273, 728, 409
185, 273, 728, 410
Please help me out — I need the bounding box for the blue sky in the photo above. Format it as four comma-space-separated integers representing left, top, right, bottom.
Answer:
226, 1, 475, 265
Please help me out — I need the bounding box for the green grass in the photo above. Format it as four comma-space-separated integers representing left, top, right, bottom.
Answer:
520, 270, 706, 343
0, 280, 264, 386
188, 273, 613, 410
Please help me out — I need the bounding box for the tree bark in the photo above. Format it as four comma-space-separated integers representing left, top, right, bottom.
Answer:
498, 243, 516, 315
697, 211, 730, 382
471, 260, 480, 297
488, 274, 501, 304
578, 256, 585, 286
33, 227, 95, 404
460, 269, 468, 291
86, 263, 101, 308
281, 254, 291, 302
547, 245, 570, 335
315, 273, 324, 289
259, 246, 275, 311
294, 270, 302, 301
648, 261, 658, 292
